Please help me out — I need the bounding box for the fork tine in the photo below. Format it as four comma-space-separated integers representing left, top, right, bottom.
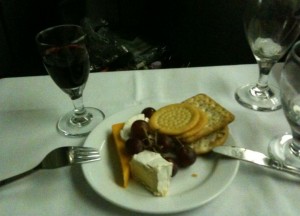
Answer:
73, 156, 101, 164
70, 146, 99, 152
72, 147, 100, 156
73, 149, 99, 156
69, 146, 101, 164
75, 153, 101, 160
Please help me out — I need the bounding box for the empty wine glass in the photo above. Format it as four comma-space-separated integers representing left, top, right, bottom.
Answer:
36, 25, 105, 137
268, 41, 300, 168
235, 0, 300, 111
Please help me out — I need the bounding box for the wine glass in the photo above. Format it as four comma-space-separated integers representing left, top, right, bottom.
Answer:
235, 0, 300, 111
268, 41, 300, 168
36, 25, 105, 137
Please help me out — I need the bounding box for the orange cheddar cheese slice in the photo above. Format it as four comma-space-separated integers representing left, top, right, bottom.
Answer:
111, 123, 131, 188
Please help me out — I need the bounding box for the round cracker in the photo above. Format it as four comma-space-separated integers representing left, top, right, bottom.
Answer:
177, 110, 208, 139
149, 103, 200, 135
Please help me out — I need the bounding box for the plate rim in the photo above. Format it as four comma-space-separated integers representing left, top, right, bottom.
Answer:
82, 103, 239, 214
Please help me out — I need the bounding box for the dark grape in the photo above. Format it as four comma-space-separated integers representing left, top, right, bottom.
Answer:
171, 162, 179, 177
157, 134, 175, 153
177, 146, 197, 168
141, 107, 156, 118
164, 157, 179, 177
142, 136, 153, 149
125, 138, 144, 155
131, 120, 151, 139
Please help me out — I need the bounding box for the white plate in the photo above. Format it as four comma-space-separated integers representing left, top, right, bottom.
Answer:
82, 104, 239, 214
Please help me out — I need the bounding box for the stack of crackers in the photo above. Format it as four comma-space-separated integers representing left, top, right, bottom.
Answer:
149, 94, 235, 154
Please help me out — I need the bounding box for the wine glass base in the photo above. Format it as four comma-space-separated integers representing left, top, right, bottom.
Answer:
268, 134, 300, 168
235, 83, 282, 111
57, 107, 105, 137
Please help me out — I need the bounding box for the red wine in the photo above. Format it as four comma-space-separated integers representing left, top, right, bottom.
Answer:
43, 45, 90, 89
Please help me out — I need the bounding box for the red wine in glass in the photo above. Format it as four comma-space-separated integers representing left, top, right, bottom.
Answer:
43, 45, 89, 90
36, 25, 105, 136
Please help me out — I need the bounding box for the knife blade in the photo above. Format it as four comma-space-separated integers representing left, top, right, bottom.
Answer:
213, 146, 300, 176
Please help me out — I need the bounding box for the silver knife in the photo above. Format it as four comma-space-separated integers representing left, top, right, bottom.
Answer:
213, 146, 300, 176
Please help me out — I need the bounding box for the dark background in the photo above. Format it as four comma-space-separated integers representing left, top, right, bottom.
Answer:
0, 0, 254, 78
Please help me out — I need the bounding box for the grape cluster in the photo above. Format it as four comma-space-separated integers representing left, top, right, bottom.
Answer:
125, 107, 197, 177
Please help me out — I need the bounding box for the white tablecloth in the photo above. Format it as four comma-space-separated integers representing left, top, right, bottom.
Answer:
1, 64, 299, 216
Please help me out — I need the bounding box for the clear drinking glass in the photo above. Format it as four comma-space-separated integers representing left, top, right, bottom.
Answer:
235, 0, 300, 111
36, 25, 105, 137
268, 41, 300, 168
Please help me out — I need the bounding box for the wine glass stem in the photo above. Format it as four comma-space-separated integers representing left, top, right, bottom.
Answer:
290, 130, 300, 156
250, 61, 275, 98
256, 61, 274, 88
70, 96, 92, 126
73, 96, 86, 115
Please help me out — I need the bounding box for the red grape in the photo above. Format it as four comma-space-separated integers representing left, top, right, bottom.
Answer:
157, 134, 175, 153
177, 146, 197, 168
164, 157, 179, 177
131, 120, 151, 139
125, 138, 144, 155
141, 107, 156, 118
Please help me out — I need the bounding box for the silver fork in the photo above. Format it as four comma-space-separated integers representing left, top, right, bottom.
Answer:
0, 146, 101, 186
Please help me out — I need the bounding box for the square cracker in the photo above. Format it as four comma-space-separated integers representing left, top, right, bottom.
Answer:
181, 94, 234, 143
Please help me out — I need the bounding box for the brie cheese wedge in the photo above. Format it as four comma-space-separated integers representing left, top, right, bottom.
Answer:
130, 150, 173, 196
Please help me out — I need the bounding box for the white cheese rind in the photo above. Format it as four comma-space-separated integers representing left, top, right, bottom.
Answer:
130, 150, 173, 196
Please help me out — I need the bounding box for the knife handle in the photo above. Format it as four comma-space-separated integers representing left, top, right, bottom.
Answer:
270, 160, 300, 176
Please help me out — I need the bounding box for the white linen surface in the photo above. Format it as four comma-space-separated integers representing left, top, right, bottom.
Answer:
1, 64, 299, 216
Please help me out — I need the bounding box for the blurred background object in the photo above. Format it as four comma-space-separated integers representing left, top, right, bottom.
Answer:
0, 0, 255, 78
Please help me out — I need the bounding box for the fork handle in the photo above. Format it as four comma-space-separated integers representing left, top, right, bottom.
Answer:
0, 165, 40, 186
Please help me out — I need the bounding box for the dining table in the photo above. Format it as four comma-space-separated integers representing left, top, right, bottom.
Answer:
1, 63, 299, 216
